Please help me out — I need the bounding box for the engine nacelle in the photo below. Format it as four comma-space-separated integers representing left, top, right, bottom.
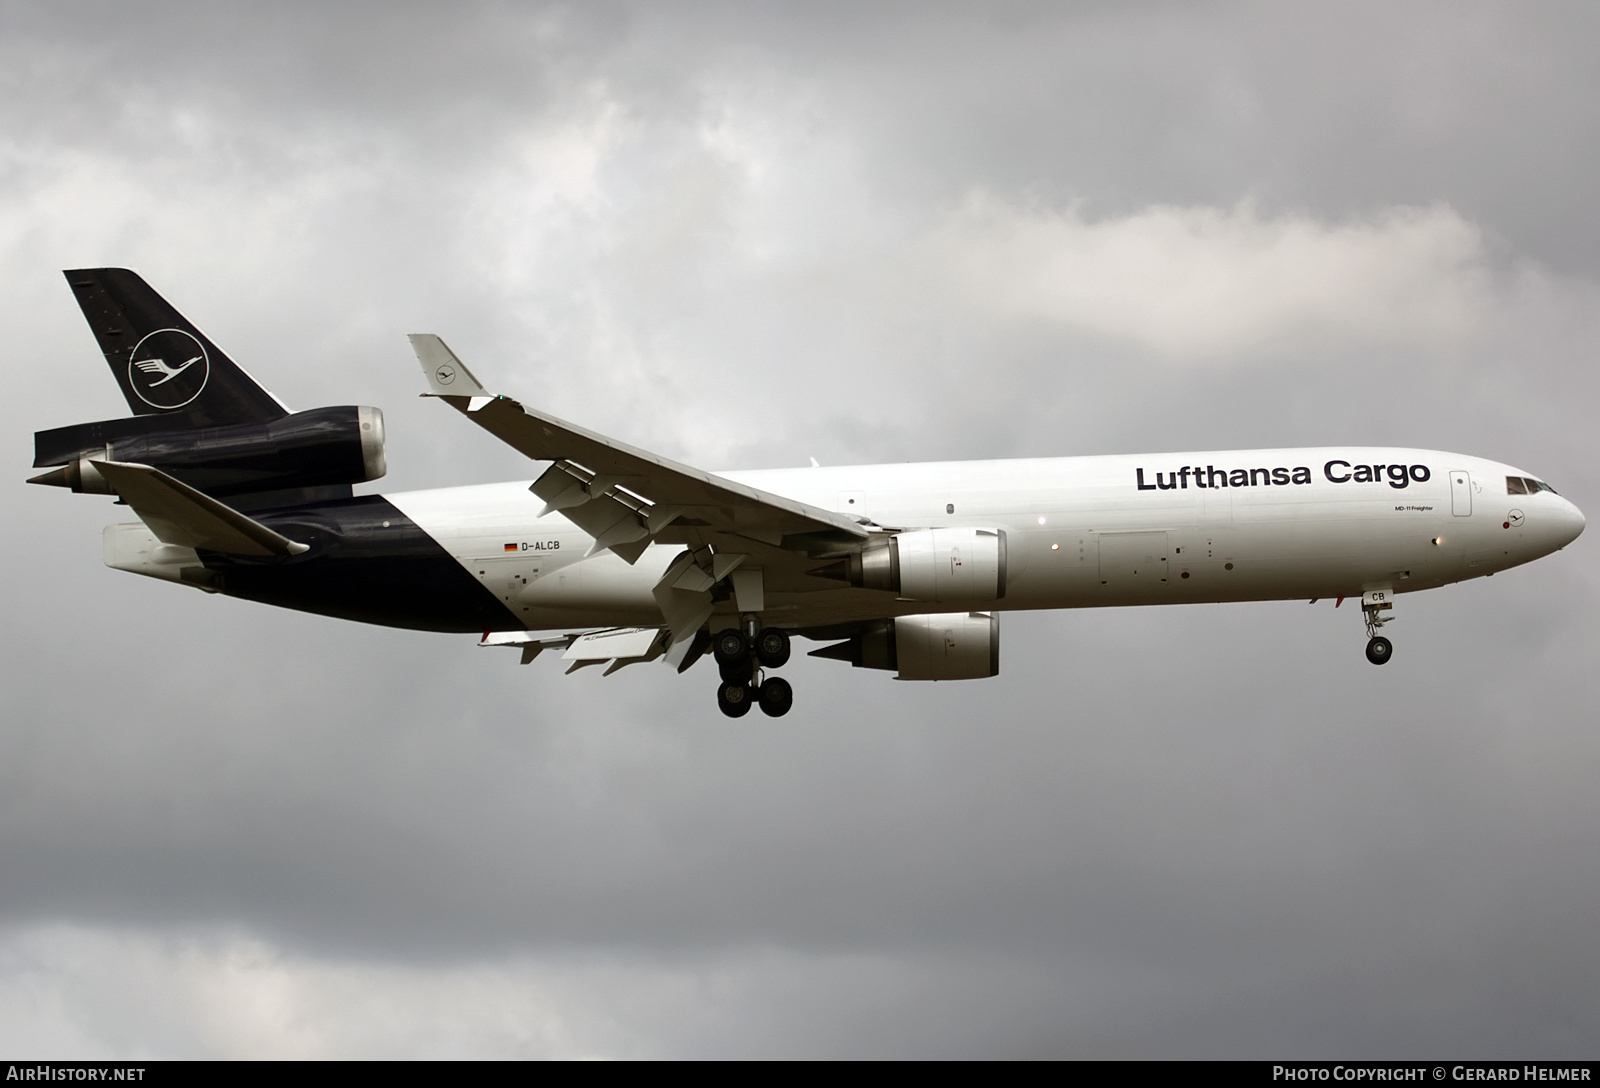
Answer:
844, 527, 1007, 602
815, 612, 1000, 681
32, 405, 386, 498
894, 612, 1000, 680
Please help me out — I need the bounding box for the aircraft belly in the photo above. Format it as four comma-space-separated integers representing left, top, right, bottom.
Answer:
208, 495, 523, 633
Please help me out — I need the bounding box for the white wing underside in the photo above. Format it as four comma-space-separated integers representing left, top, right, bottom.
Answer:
480, 626, 675, 674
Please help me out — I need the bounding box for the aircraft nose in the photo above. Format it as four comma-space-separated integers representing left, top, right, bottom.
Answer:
1552, 496, 1585, 548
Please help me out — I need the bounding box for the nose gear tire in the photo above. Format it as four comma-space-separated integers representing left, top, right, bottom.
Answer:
1365, 636, 1393, 665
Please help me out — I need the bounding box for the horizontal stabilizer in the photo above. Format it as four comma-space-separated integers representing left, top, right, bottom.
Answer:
89, 460, 310, 557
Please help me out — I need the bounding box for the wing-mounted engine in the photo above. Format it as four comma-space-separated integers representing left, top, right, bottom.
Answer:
30, 405, 386, 502
824, 527, 1009, 602
809, 612, 1000, 680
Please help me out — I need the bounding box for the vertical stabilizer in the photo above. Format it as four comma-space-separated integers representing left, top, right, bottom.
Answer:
63, 268, 289, 427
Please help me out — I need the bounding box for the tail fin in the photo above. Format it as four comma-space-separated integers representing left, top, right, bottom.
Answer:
63, 268, 288, 427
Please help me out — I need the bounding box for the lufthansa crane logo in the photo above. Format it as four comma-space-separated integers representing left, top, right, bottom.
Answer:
435, 363, 457, 385
128, 328, 210, 410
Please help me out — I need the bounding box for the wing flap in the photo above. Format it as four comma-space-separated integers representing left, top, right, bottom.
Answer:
562, 626, 664, 662
480, 627, 671, 673
479, 630, 576, 665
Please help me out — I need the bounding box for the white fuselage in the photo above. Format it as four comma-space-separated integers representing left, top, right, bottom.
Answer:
385, 447, 1585, 632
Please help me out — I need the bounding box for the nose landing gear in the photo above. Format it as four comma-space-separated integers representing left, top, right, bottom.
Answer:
713, 622, 795, 717
1361, 588, 1395, 666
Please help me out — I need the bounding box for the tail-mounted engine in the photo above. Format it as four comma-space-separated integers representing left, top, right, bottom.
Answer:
810, 612, 1000, 680
31, 405, 386, 500
829, 526, 1008, 602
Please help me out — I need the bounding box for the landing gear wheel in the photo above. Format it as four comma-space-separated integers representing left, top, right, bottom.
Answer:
717, 681, 755, 717
1365, 636, 1393, 666
755, 627, 791, 668
714, 629, 752, 683
714, 629, 749, 663
758, 676, 794, 717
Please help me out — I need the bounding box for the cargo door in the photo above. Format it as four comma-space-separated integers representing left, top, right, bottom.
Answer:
1098, 531, 1169, 589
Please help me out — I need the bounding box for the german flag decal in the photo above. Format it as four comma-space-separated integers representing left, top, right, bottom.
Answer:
504, 543, 518, 553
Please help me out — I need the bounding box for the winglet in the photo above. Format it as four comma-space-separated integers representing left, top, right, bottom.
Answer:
409, 334, 488, 397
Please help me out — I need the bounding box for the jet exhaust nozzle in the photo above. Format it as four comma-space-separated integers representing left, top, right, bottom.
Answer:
28, 458, 113, 494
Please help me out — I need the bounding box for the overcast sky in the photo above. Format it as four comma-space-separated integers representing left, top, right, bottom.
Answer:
3, 1, 1599, 1058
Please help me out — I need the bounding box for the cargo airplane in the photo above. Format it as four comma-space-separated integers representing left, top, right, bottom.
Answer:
31, 269, 1586, 717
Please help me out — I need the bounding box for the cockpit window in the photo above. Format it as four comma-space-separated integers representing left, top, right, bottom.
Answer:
1512, 476, 1559, 495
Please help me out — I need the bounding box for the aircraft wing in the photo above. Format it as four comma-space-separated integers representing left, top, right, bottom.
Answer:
409, 334, 869, 566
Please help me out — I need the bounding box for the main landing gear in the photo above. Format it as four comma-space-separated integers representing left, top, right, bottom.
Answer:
713, 622, 794, 718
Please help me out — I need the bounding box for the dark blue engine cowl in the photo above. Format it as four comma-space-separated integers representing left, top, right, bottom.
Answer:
32, 404, 386, 501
